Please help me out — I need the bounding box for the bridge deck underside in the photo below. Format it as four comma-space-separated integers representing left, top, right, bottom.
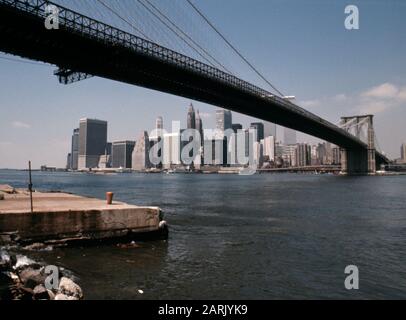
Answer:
0, 3, 388, 165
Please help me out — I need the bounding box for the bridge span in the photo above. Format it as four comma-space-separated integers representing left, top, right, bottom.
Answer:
0, 0, 390, 174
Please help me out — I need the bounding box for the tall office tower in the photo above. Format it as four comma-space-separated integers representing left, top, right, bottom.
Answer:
231, 123, 243, 133
203, 137, 228, 166
163, 131, 182, 169
295, 143, 311, 167
284, 127, 297, 145
250, 122, 265, 142
263, 121, 277, 138
253, 141, 264, 168
132, 132, 151, 171
111, 141, 135, 168
401, 143, 406, 161
195, 109, 204, 143
66, 153, 72, 170
216, 109, 232, 132
332, 146, 341, 165
70, 128, 79, 170
78, 118, 108, 170
187, 103, 196, 130
156, 116, 163, 130
281, 144, 297, 167
262, 136, 276, 162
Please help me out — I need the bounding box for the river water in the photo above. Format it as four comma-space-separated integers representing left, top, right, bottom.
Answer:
1, 170, 406, 299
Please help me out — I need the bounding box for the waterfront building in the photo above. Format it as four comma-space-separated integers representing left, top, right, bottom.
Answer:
253, 141, 264, 168
332, 146, 341, 165
231, 123, 242, 133
195, 110, 203, 143
66, 153, 72, 170
316, 142, 333, 165
262, 136, 276, 162
78, 118, 108, 170
70, 128, 79, 170
250, 122, 265, 142
401, 143, 406, 162
111, 140, 135, 168
163, 131, 182, 169
132, 132, 151, 171
283, 127, 297, 145
187, 103, 196, 130
204, 137, 228, 166
216, 109, 232, 132
295, 143, 311, 167
281, 144, 297, 167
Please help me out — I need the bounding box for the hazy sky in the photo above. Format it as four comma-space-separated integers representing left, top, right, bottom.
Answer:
0, 0, 405, 169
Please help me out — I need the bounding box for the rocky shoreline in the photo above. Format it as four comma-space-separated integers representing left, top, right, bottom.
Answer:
0, 246, 83, 300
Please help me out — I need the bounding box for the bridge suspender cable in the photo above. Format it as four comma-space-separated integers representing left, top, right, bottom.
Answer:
185, 0, 285, 97
140, 0, 233, 74
95, 0, 152, 41
135, 0, 231, 72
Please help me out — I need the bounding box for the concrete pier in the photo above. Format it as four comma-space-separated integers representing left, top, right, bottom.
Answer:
0, 187, 168, 245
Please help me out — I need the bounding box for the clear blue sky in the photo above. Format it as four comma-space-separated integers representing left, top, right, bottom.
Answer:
0, 0, 405, 168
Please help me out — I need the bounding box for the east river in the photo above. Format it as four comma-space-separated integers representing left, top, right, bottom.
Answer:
1, 170, 406, 299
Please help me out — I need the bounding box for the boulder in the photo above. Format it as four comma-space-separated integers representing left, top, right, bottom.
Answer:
33, 284, 50, 300
58, 277, 83, 299
18, 267, 46, 289
54, 293, 78, 300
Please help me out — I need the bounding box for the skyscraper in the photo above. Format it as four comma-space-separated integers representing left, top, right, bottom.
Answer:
156, 116, 163, 130
112, 140, 135, 168
163, 131, 182, 169
250, 122, 264, 142
132, 132, 151, 171
187, 103, 196, 130
78, 118, 108, 170
216, 109, 232, 132
262, 136, 276, 162
295, 143, 311, 167
70, 128, 79, 170
195, 109, 203, 143
401, 143, 406, 161
284, 127, 297, 145
231, 123, 242, 133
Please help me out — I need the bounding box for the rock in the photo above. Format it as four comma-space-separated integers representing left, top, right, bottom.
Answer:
54, 293, 78, 300
0, 185, 16, 194
47, 289, 56, 300
33, 284, 50, 300
23, 243, 53, 252
58, 277, 83, 299
117, 241, 141, 249
0, 250, 11, 271
0, 193, 4, 200
18, 267, 46, 289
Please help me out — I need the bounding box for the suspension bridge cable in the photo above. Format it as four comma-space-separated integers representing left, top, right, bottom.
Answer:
135, 0, 220, 69
95, 0, 152, 41
185, 0, 284, 96
141, 0, 233, 74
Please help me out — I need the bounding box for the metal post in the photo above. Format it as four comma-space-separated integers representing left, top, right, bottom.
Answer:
28, 161, 33, 213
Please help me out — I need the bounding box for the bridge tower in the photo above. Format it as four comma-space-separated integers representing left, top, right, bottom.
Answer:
340, 115, 376, 175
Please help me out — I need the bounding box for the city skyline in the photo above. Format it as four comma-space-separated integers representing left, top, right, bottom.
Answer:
1, 0, 405, 168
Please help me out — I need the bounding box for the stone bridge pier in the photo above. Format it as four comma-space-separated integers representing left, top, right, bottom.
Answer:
340, 115, 376, 175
